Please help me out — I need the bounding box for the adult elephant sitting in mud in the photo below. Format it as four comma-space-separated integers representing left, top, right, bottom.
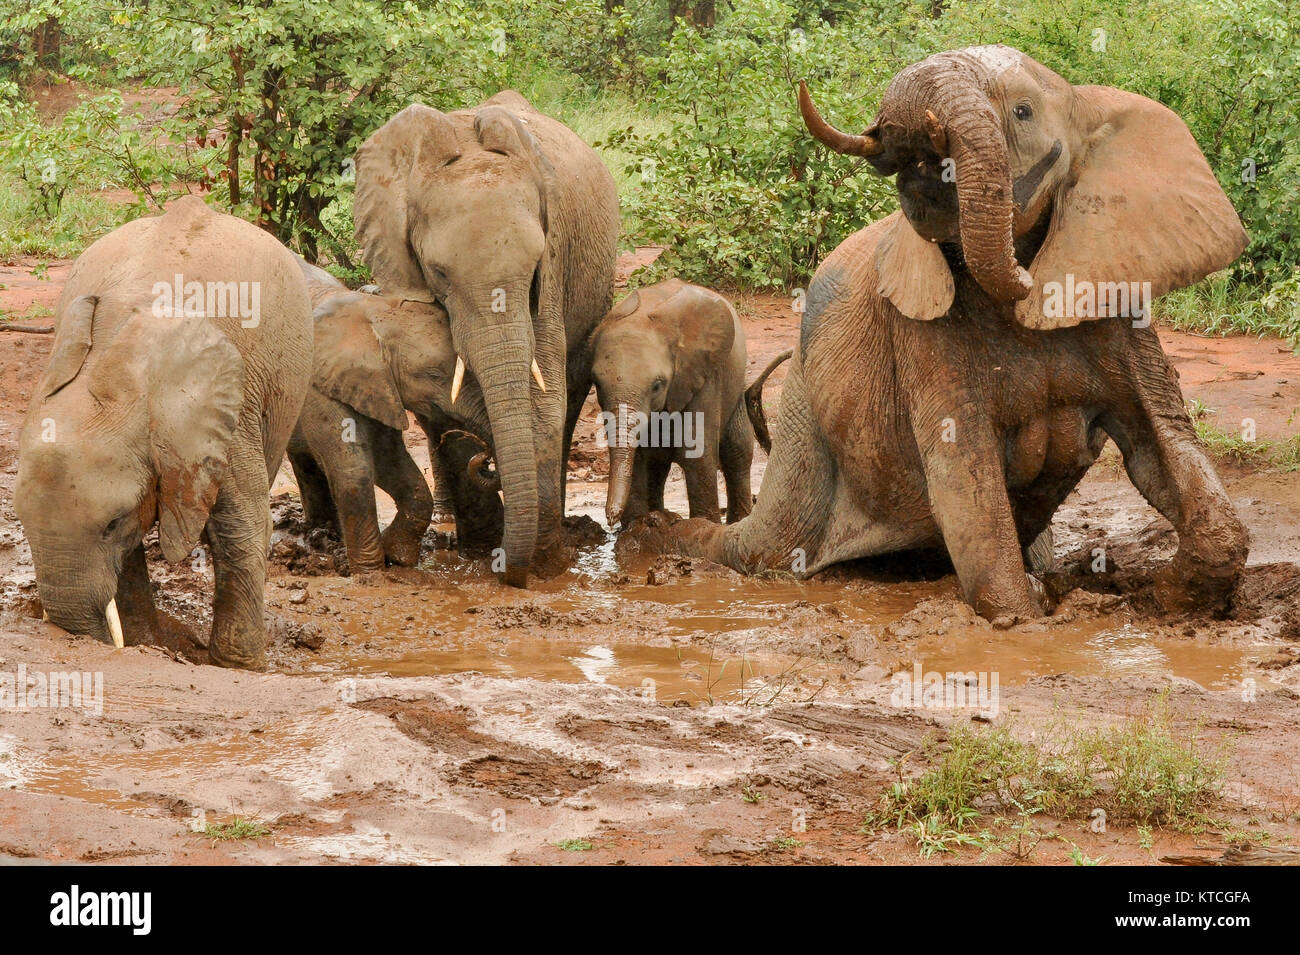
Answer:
353, 90, 620, 588
15, 196, 313, 668
671, 45, 1249, 621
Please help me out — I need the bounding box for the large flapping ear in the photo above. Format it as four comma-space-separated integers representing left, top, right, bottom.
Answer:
38, 295, 98, 398
311, 297, 408, 432
353, 104, 458, 300
136, 315, 243, 563
664, 287, 737, 410
474, 105, 554, 234
875, 212, 955, 320
1016, 86, 1248, 329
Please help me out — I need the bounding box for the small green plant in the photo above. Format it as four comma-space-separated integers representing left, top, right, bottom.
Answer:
771, 836, 804, 851
554, 839, 594, 852
1137, 825, 1154, 852
202, 817, 271, 843
868, 696, 1228, 857
1068, 844, 1105, 866
741, 784, 766, 804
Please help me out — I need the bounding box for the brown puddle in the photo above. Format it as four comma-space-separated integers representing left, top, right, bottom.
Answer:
909, 621, 1263, 690
271, 540, 1269, 699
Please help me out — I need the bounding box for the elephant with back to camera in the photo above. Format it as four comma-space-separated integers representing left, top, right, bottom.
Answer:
672, 45, 1249, 621
15, 196, 313, 668
353, 90, 620, 588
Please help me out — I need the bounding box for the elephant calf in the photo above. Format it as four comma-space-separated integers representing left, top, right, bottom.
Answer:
15, 196, 313, 668
287, 265, 467, 575
590, 280, 756, 528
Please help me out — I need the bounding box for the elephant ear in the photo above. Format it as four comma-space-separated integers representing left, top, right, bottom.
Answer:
354, 104, 458, 301
474, 105, 553, 234
312, 297, 408, 432
38, 295, 98, 398
604, 290, 640, 322
875, 212, 955, 321
141, 316, 243, 563
1016, 86, 1248, 329
665, 288, 736, 410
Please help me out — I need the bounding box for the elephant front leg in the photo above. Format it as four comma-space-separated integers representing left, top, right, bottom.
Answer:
910, 408, 1045, 621
288, 447, 339, 537
373, 426, 434, 567
1103, 347, 1248, 613
206, 453, 274, 669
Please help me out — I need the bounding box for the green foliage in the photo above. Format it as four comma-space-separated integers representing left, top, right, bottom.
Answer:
603, 0, 900, 289
0, 0, 1296, 326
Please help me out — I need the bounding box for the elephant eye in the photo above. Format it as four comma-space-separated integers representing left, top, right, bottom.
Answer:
101, 514, 127, 540
652, 378, 666, 391
1013, 103, 1033, 121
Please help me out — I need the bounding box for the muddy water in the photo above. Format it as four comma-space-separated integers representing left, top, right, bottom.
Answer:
270, 520, 1264, 700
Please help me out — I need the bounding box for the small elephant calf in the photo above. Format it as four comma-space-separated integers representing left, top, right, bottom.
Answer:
590, 279, 756, 528
287, 270, 464, 574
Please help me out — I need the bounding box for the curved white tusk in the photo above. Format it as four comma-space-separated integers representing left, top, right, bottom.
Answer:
451, 355, 466, 404
531, 359, 546, 393
105, 598, 124, 649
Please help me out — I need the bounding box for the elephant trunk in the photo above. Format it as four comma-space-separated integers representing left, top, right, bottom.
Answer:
605, 416, 638, 528
886, 54, 1032, 303
32, 546, 118, 645
455, 293, 539, 588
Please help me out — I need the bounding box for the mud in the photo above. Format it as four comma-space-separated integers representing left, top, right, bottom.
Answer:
1, 251, 1298, 864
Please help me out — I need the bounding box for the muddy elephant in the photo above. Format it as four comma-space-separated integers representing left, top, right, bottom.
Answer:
287, 264, 467, 574
15, 196, 313, 667
353, 90, 620, 587
590, 280, 755, 528
672, 46, 1249, 621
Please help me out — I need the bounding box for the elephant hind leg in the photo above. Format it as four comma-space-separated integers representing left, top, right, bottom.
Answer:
719, 400, 755, 524
672, 359, 833, 574
373, 426, 434, 567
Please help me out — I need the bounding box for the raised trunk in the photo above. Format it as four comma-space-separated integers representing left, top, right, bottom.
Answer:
454, 297, 539, 588
886, 55, 1032, 302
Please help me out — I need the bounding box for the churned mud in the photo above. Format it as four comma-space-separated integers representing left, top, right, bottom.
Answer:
1, 252, 1298, 864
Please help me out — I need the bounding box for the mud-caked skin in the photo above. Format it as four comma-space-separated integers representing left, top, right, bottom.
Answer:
589, 280, 754, 528
287, 263, 462, 575
354, 90, 620, 588
14, 196, 314, 668
672, 46, 1250, 620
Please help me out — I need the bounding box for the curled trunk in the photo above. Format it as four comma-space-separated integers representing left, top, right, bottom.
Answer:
884, 53, 1032, 302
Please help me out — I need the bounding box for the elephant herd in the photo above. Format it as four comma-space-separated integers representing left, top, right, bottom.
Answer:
15, 45, 1251, 669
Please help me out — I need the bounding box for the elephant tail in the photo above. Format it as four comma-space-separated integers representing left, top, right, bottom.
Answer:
744, 348, 793, 454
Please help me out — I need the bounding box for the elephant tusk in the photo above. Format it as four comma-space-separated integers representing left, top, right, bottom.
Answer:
531, 359, 546, 393
105, 598, 124, 649
451, 355, 465, 404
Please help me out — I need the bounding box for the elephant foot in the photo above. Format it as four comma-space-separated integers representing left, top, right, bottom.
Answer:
208, 621, 269, 670
381, 525, 424, 568
1152, 562, 1237, 618
206, 641, 267, 670
978, 573, 1050, 627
